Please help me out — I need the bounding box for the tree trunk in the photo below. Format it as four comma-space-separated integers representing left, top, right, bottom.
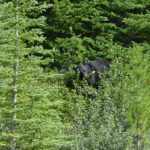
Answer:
11, 0, 19, 149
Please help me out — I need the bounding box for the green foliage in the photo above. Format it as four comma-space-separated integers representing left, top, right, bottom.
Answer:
123, 45, 150, 149
0, 0, 74, 149
1, 0, 150, 149
72, 57, 134, 150
72, 44, 150, 149
44, 0, 150, 67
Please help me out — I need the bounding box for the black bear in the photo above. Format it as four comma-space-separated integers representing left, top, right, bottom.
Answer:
78, 60, 110, 88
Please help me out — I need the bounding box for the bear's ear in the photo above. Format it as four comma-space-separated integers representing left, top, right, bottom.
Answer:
87, 63, 94, 71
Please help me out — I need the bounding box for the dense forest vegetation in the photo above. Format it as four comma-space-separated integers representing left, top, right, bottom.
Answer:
0, 0, 150, 149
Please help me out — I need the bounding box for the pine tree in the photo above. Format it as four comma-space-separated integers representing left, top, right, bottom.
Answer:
123, 45, 150, 150
0, 1, 74, 149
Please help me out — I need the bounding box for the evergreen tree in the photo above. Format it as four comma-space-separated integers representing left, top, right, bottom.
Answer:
0, 1, 74, 149
123, 45, 150, 150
